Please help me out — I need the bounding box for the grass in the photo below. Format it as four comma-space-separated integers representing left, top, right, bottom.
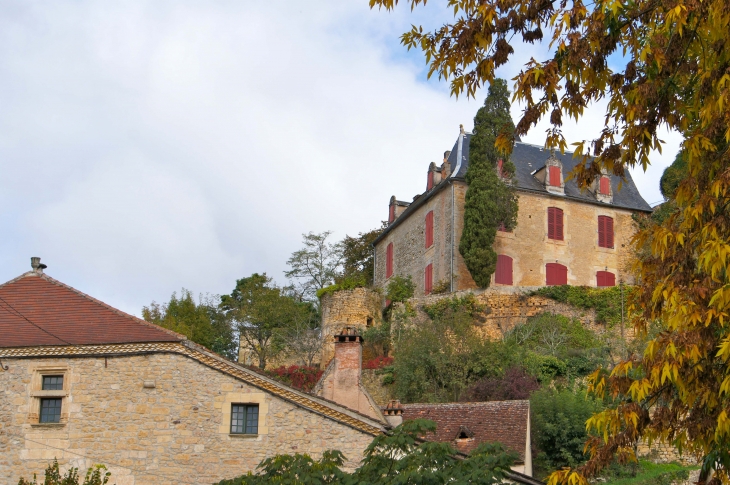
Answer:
600, 460, 696, 485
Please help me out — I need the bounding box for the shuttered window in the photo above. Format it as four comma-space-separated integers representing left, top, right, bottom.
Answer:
425, 264, 433, 294
386, 243, 394, 278
598, 215, 614, 248
497, 159, 504, 177
546, 263, 568, 285
549, 166, 561, 186
427, 171, 434, 190
388, 204, 395, 223
596, 271, 616, 287
547, 207, 564, 240
425, 211, 434, 248
600, 176, 610, 195
495, 255, 513, 285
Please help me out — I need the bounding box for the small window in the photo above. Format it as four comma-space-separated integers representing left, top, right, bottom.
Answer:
599, 176, 610, 195
386, 243, 394, 278
597, 271, 616, 287
231, 404, 259, 434
42, 375, 64, 390
40, 398, 62, 423
546, 263, 568, 285
425, 211, 434, 248
547, 207, 564, 240
495, 255, 513, 285
425, 264, 433, 295
549, 166, 561, 186
598, 215, 614, 248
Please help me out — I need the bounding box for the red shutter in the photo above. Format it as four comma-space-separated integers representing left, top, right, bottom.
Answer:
546, 263, 568, 285
598, 216, 613, 248
427, 171, 434, 190
600, 176, 610, 195
548, 207, 563, 240
389, 204, 395, 223
497, 159, 504, 177
425, 211, 434, 248
495, 255, 513, 285
386, 243, 393, 278
549, 166, 561, 186
597, 271, 616, 287
425, 264, 433, 294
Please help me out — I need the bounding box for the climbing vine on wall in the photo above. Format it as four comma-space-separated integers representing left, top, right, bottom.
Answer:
459, 79, 518, 288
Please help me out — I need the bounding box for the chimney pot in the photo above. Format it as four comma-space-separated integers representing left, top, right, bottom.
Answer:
30, 257, 47, 274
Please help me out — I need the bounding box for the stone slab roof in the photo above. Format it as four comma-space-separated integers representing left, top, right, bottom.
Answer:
401, 400, 529, 459
0, 272, 184, 348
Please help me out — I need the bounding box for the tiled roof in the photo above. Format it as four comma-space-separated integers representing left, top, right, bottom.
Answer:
0, 272, 183, 348
401, 400, 529, 459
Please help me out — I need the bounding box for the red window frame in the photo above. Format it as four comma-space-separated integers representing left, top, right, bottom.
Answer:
547, 207, 564, 241
549, 166, 561, 186
596, 271, 616, 287
386, 243, 394, 278
546, 263, 568, 285
495, 255, 513, 285
599, 176, 610, 195
598, 215, 614, 248
425, 211, 434, 248
425, 264, 433, 294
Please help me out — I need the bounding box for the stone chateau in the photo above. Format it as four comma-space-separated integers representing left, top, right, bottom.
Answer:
373, 128, 653, 296
0, 259, 534, 484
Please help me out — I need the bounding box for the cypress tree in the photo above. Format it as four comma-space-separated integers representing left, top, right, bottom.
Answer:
459, 79, 518, 287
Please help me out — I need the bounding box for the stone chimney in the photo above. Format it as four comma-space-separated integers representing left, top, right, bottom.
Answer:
313, 327, 386, 423
30, 257, 47, 274
383, 399, 404, 428
441, 151, 452, 178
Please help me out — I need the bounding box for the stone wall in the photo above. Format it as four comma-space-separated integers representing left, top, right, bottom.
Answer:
0, 353, 375, 485
374, 184, 640, 297
361, 369, 393, 407
320, 288, 383, 367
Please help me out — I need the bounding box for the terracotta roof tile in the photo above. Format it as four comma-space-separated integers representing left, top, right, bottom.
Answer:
0, 272, 183, 347
401, 400, 529, 459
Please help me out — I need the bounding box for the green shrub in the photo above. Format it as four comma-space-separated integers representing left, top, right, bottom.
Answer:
530, 386, 604, 476
18, 459, 111, 485
529, 285, 629, 326
316, 275, 367, 299
385, 275, 415, 303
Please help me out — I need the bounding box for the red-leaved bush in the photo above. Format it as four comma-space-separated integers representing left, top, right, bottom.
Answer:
461, 366, 540, 402
363, 356, 394, 370
265, 365, 323, 392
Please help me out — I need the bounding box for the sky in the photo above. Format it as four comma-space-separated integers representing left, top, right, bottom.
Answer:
0, 1, 681, 316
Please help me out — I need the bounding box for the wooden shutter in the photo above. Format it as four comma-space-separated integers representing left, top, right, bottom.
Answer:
425, 211, 434, 248
497, 159, 504, 177
389, 204, 395, 223
427, 171, 434, 190
598, 216, 614, 248
597, 271, 616, 287
600, 176, 610, 195
425, 264, 433, 294
549, 166, 561, 186
386, 243, 393, 278
495, 255, 513, 285
546, 263, 567, 285
548, 207, 564, 240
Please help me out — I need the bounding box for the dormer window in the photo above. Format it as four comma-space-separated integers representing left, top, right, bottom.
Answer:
549, 166, 561, 186
599, 176, 610, 195
427, 171, 434, 190
388, 204, 395, 223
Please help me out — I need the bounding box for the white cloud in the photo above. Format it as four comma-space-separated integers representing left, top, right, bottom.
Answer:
0, 1, 675, 314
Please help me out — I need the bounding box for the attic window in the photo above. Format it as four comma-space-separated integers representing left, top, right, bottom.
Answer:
549, 166, 561, 186
599, 176, 610, 195
455, 425, 474, 440
458, 431, 469, 439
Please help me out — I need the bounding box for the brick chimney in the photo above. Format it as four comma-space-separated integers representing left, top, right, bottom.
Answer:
313, 327, 386, 423
383, 399, 404, 428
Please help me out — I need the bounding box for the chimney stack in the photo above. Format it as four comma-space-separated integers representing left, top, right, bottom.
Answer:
383, 400, 404, 428
30, 257, 47, 274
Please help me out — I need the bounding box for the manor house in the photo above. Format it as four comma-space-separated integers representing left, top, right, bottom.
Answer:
373, 128, 652, 296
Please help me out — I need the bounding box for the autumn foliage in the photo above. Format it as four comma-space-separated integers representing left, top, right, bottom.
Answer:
265, 365, 323, 393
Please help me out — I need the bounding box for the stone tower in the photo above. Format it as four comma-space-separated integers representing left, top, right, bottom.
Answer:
319, 287, 382, 367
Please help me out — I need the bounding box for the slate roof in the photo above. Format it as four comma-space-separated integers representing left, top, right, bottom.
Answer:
401, 400, 529, 459
447, 133, 652, 212
0, 272, 183, 348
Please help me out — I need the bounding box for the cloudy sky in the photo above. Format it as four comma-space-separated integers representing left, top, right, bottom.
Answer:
0, 1, 680, 315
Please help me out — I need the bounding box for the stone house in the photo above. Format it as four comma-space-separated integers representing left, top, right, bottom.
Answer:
373, 128, 653, 296
0, 260, 386, 485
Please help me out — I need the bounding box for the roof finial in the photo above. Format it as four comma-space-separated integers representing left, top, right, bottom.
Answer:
459, 124, 465, 135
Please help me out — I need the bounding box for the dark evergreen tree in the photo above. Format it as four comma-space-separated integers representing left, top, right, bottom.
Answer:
459, 79, 518, 287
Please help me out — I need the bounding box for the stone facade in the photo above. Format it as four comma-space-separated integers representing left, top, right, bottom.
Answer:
0, 352, 377, 485
320, 288, 383, 366
374, 186, 640, 297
